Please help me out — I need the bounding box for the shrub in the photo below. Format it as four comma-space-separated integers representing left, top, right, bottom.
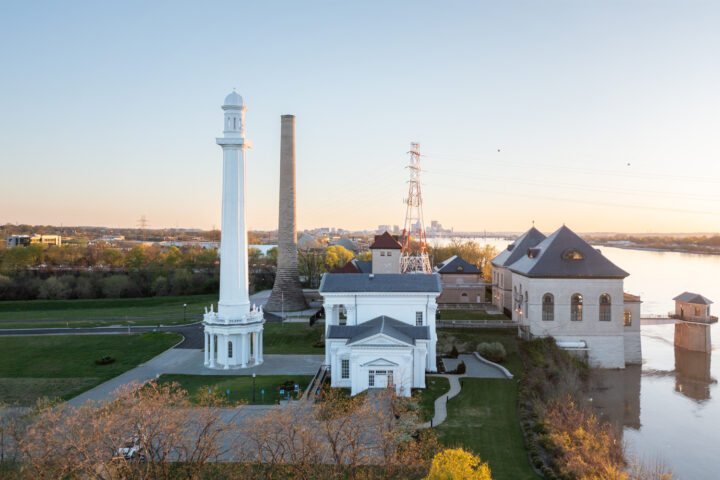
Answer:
449, 345, 459, 359
38, 276, 71, 300
456, 361, 466, 375
426, 448, 492, 480
102, 275, 139, 298
94, 356, 115, 365
476, 342, 506, 363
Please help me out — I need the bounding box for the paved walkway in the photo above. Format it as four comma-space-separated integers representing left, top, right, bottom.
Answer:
67, 350, 323, 407
418, 374, 463, 429
442, 354, 508, 378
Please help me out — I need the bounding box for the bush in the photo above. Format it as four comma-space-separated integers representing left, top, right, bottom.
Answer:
94, 356, 115, 365
449, 345, 459, 359
102, 275, 139, 298
456, 361, 466, 375
38, 276, 71, 300
476, 342, 506, 363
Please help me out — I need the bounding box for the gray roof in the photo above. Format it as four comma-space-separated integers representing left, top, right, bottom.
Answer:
327, 316, 430, 345
492, 227, 546, 267
509, 225, 628, 278
673, 292, 713, 305
319, 273, 442, 293
330, 237, 357, 252
354, 260, 372, 274
434, 255, 480, 274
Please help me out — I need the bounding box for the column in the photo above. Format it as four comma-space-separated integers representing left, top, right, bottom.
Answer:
209, 333, 216, 368
257, 330, 263, 363
204, 333, 209, 365
223, 334, 229, 369
253, 331, 260, 365
240, 332, 248, 367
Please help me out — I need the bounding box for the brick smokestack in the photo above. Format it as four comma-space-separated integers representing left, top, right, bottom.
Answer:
265, 115, 308, 312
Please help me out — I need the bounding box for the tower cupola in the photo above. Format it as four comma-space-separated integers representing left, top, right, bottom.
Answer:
222, 90, 246, 138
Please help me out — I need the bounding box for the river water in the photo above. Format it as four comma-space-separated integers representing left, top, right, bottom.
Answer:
431, 237, 719, 478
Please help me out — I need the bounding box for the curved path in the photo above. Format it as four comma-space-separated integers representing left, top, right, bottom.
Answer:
418, 374, 464, 429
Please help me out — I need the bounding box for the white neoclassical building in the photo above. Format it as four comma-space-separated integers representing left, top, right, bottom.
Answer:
319, 273, 441, 397
203, 91, 264, 369
503, 225, 641, 368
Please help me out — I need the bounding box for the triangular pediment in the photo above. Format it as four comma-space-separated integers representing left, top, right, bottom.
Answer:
361, 357, 400, 367
348, 332, 412, 346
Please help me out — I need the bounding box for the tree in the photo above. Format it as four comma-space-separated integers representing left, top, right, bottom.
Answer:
425, 448, 493, 480
101, 248, 124, 268
324, 245, 353, 271
124, 246, 147, 269
298, 249, 325, 288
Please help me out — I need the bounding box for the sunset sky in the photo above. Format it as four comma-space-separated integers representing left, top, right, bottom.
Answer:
2, 1, 720, 233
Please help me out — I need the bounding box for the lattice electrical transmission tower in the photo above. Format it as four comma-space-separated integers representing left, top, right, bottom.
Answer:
400, 142, 432, 274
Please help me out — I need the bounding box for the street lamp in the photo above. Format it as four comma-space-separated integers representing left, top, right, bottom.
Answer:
183, 303, 187, 322
252, 373, 256, 404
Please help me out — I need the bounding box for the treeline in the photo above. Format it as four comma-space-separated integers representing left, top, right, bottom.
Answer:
587, 234, 720, 254
0, 245, 280, 301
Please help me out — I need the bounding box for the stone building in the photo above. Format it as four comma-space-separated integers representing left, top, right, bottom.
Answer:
505, 225, 641, 368
433, 255, 487, 305
491, 227, 546, 316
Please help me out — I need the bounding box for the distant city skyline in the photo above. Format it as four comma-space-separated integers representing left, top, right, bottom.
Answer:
2, 1, 720, 233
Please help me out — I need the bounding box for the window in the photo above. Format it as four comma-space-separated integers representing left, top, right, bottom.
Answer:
228, 341, 233, 358
380, 251, 385, 256
341, 359, 350, 379
623, 310, 632, 326
562, 249, 585, 261
368, 371, 374, 387
571, 294, 583, 321
599, 294, 611, 321
542, 294, 554, 321
388, 371, 394, 386
695, 306, 701, 316
456, 265, 464, 272
416, 311, 423, 326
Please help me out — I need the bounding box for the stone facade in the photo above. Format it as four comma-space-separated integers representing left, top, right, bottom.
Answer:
266, 115, 308, 312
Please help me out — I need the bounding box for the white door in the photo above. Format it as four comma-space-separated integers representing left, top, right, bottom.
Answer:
369, 370, 390, 388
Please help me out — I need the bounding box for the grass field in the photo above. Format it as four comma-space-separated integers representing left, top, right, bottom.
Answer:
437, 327, 523, 376
0, 294, 218, 328
261, 322, 324, 354
437, 310, 509, 321
416, 376, 450, 422
437, 378, 539, 480
0, 332, 181, 405
158, 374, 314, 405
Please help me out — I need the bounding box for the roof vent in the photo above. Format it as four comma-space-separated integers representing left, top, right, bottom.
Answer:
368, 273, 375, 279
507, 244, 515, 251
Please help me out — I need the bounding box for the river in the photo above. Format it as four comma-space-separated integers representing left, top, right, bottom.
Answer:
431, 236, 719, 478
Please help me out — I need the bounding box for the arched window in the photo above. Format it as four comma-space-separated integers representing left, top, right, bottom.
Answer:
623, 310, 632, 326
228, 341, 233, 358
571, 294, 583, 321
599, 294, 611, 321
542, 294, 554, 321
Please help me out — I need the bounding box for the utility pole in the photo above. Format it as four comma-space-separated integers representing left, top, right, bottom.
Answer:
137, 215, 149, 242
400, 142, 431, 273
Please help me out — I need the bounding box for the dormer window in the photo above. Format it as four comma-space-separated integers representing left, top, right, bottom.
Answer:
456, 265, 464, 272
527, 248, 540, 258
562, 249, 584, 261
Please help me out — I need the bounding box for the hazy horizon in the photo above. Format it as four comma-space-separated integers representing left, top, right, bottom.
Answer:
2, 1, 719, 233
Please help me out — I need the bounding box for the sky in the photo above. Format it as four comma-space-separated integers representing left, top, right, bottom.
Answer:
1, 1, 720, 233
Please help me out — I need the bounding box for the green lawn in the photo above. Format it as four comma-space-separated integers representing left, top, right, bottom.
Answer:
262, 322, 324, 354
437, 378, 539, 480
0, 332, 181, 405
158, 374, 314, 405
437, 310, 509, 321
0, 294, 217, 328
416, 376, 450, 422
437, 327, 523, 376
